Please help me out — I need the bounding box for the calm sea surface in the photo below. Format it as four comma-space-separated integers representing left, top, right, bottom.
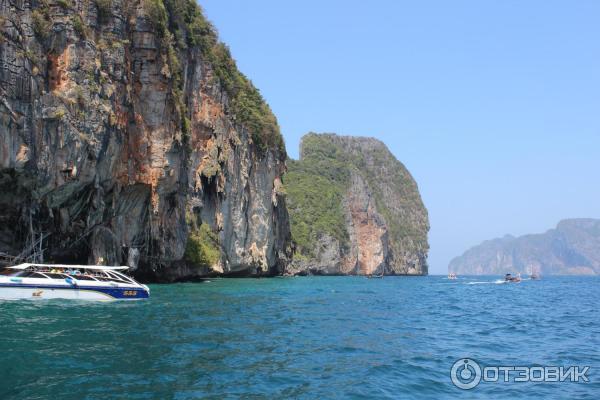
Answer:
1, 276, 599, 399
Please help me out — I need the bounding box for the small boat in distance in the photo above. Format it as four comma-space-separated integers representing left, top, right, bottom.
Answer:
529, 265, 541, 280
504, 273, 522, 283
448, 273, 457, 280
0, 264, 150, 300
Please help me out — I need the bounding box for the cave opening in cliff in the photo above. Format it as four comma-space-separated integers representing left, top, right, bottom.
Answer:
200, 174, 218, 202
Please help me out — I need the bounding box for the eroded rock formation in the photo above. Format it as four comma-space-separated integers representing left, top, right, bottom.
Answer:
285, 133, 429, 275
0, 0, 291, 281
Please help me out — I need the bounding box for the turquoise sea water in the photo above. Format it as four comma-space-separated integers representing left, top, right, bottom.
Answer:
1, 276, 598, 399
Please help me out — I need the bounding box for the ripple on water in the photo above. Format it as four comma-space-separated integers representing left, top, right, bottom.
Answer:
0, 276, 598, 399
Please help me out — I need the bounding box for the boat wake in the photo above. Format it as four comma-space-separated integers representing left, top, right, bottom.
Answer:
466, 280, 506, 285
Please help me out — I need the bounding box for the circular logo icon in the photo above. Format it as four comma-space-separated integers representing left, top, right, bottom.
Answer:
451, 358, 482, 390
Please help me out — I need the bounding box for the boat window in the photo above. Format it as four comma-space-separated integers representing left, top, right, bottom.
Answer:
0, 268, 18, 276
109, 271, 136, 284
73, 275, 96, 281
18, 272, 47, 278
105, 271, 134, 284
1, 267, 136, 283
45, 273, 68, 279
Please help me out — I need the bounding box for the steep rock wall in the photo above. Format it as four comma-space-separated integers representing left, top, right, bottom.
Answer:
285, 133, 429, 276
0, 0, 291, 281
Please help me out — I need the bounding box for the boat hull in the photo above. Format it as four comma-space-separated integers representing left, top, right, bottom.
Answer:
0, 284, 149, 301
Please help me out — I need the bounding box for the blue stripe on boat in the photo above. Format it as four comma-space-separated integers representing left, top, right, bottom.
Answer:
0, 283, 149, 299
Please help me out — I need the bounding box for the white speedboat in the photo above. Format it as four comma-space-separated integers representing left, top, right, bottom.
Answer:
0, 263, 150, 300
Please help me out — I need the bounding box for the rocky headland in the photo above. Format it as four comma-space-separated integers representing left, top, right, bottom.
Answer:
0, 0, 291, 281
285, 133, 429, 276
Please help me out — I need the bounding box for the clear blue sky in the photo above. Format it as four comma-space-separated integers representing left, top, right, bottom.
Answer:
200, 0, 600, 274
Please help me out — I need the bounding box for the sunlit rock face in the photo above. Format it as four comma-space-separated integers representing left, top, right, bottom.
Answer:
0, 0, 291, 281
285, 133, 429, 276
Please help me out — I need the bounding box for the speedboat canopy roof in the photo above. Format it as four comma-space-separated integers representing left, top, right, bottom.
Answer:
8, 263, 129, 271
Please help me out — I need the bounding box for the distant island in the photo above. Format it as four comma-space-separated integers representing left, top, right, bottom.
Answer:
449, 219, 600, 275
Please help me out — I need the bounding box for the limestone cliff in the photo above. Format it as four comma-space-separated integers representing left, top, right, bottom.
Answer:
449, 219, 600, 276
0, 0, 292, 281
285, 133, 429, 275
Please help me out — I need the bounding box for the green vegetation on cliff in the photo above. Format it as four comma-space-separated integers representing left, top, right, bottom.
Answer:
143, 0, 284, 155
287, 134, 367, 258
286, 133, 429, 263
184, 223, 221, 268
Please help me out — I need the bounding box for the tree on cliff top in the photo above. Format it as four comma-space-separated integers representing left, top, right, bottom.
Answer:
144, 0, 285, 156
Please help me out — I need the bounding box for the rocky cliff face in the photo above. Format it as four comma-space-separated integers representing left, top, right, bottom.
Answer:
285, 133, 429, 275
449, 219, 600, 275
0, 0, 292, 281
